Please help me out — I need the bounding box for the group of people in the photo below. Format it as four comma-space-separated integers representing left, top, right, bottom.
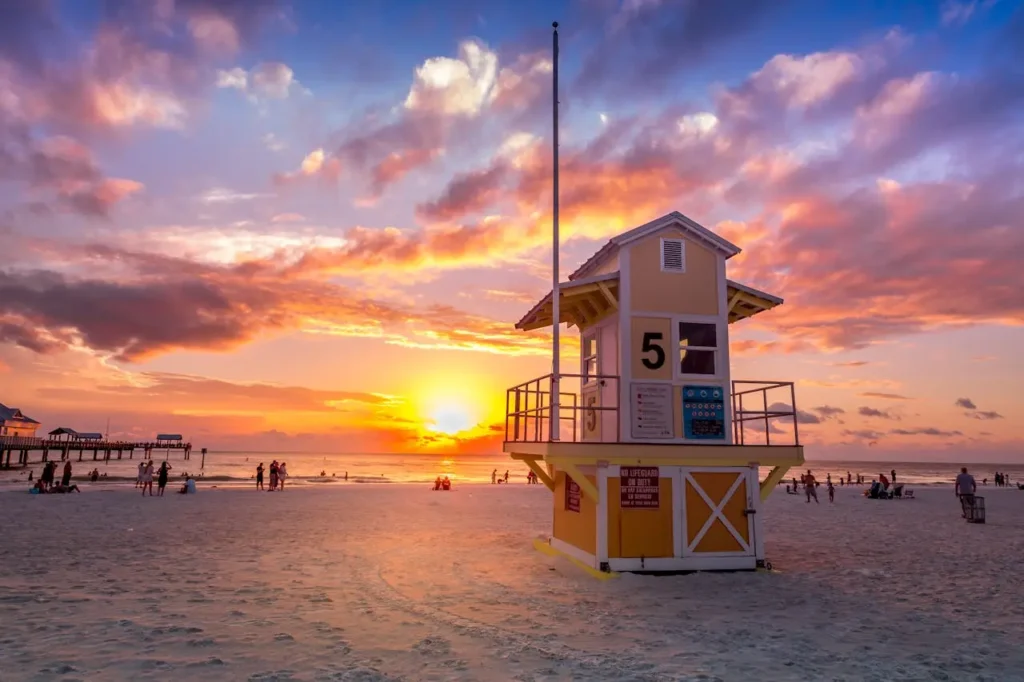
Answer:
32, 460, 75, 491
136, 459, 174, 495
433, 475, 452, 490
491, 469, 509, 484
255, 461, 288, 490
993, 472, 1013, 487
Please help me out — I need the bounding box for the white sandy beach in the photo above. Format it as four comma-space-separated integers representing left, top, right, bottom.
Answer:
1, 483, 1023, 681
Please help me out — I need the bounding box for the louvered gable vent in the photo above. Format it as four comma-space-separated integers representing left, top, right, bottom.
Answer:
660, 238, 685, 272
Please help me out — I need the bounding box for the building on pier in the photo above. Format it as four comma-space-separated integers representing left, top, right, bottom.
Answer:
1, 403, 40, 438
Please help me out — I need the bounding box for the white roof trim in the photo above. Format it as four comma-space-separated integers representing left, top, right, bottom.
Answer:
726, 278, 783, 305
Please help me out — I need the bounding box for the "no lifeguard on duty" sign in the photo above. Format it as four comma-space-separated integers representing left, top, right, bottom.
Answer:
620, 466, 660, 509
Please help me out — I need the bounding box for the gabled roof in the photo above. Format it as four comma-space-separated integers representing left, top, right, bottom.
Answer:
0, 403, 40, 424
49, 427, 79, 436
570, 211, 741, 282
516, 272, 620, 331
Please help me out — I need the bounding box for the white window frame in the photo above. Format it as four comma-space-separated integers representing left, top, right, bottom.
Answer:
581, 330, 600, 385
660, 238, 686, 273
675, 317, 722, 380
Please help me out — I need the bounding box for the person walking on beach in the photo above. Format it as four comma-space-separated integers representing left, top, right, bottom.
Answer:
955, 467, 976, 518
136, 461, 145, 489
492, 469, 497, 484
61, 461, 73, 487
827, 479, 835, 504
256, 463, 265, 490
157, 461, 171, 496
504, 470, 509, 483
804, 470, 819, 504
278, 462, 288, 490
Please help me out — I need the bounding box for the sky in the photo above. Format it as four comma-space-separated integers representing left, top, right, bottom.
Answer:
1, 0, 1022, 461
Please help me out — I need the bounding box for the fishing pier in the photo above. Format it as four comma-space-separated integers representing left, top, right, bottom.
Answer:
0, 432, 194, 468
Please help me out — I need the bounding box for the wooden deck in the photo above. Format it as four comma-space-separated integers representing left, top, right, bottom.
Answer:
0, 437, 194, 468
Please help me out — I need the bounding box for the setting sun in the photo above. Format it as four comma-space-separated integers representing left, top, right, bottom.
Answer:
427, 404, 476, 435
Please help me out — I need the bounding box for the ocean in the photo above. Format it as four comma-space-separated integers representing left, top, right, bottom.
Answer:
1, 450, 1021, 489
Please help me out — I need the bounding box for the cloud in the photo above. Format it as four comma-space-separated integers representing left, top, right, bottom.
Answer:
955, 397, 977, 409
0, 0, 284, 218
271, 213, 305, 223
273, 148, 342, 185
832, 360, 869, 367
216, 61, 302, 100
967, 410, 1004, 420
890, 427, 964, 437
940, 0, 996, 26
275, 39, 551, 198
574, 0, 785, 100
859, 392, 912, 401
0, 135, 143, 218
0, 244, 560, 362
858, 406, 899, 420
198, 188, 273, 204
842, 429, 885, 441
813, 405, 846, 420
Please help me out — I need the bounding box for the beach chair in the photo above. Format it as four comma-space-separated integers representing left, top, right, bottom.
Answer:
903, 488, 915, 499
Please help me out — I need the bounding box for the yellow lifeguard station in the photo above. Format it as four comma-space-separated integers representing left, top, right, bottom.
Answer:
504, 211, 804, 573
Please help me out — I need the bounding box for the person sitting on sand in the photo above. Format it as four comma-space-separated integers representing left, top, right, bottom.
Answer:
441, 476, 451, 491
178, 477, 197, 495
50, 483, 81, 493
434, 476, 442, 490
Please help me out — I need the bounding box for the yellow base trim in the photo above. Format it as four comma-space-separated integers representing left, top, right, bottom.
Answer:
521, 456, 555, 491
550, 459, 600, 502
533, 538, 619, 580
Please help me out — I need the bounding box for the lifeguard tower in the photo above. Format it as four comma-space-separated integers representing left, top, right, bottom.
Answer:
504, 211, 804, 573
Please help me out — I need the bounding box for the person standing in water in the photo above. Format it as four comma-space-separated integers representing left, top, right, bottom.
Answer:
157, 461, 171, 496
256, 463, 265, 490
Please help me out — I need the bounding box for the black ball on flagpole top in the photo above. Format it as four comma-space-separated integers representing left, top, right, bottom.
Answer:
553, 21, 558, 29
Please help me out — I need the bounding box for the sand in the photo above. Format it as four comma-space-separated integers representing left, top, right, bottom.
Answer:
1, 482, 1023, 681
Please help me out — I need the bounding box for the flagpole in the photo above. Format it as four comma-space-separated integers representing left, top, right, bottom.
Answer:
550, 21, 561, 442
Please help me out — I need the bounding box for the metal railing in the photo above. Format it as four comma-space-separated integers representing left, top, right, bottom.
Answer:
503, 375, 800, 446
504, 373, 621, 443
731, 380, 799, 446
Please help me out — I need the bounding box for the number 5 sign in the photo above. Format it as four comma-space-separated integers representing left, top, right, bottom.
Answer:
631, 317, 672, 380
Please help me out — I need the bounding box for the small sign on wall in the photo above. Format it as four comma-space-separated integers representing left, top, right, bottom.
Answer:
682, 385, 726, 439
565, 475, 581, 512
620, 466, 660, 508
631, 382, 674, 439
